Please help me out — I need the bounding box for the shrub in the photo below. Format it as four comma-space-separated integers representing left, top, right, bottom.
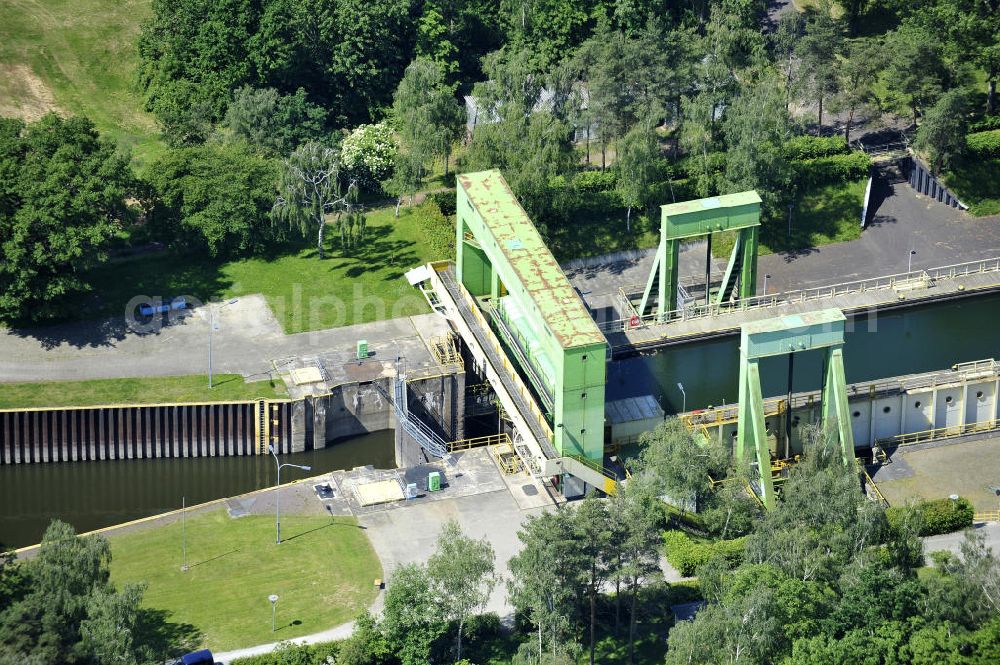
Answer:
792, 152, 871, 187
575, 169, 618, 193
970, 116, 1000, 133
231, 639, 340, 665
886, 497, 974, 536
784, 135, 850, 160
428, 189, 457, 216
919, 496, 974, 535
663, 530, 746, 577
966, 130, 1000, 159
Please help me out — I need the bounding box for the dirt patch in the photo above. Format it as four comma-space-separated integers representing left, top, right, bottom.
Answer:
0, 63, 60, 121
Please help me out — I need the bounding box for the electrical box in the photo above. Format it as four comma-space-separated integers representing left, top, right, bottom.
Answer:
427, 471, 441, 492
356, 339, 368, 360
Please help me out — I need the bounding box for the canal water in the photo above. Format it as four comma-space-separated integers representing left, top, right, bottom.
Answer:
3, 294, 999, 549
0, 430, 395, 549
607, 292, 1000, 414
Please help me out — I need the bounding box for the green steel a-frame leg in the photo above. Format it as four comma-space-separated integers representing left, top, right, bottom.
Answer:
822, 347, 855, 466
638, 237, 679, 318
738, 357, 777, 508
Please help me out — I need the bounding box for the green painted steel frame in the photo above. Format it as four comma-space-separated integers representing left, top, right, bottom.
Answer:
455, 170, 608, 462
736, 309, 855, 509
639, 192, 761, 318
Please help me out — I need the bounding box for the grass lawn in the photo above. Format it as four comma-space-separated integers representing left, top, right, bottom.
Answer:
942, 157, 1000, 217
713, 179, 866, 258
84, 203, 453, 333
0, 374, 287, 408
110, 508, 381, 651
0, 0, 161, 165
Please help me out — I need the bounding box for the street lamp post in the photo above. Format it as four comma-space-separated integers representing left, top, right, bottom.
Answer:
677, 382, 687, 413
268, 445, 311, 544
763, 273, 771, 296
908, 249, 916, 274
208, 298, 239, 389
268, 594, 279, 632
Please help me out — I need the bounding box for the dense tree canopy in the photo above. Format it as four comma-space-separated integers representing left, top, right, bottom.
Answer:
0, 114, 134, 323
145, 142, 280, 256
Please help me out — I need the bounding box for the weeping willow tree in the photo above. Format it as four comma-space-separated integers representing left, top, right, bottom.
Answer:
272, 141, 359, 258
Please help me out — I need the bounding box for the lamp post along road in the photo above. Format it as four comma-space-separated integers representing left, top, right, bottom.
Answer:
908, 249, 916, 274
677, 382, 687, 413
268, 594, 279, 632
269, 445, 311, 544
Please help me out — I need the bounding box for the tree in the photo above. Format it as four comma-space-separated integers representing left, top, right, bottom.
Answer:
465, 49, 578, 224
573, 495, 613, 665
0, 521, 154, 663
720, 74, 793, 214
380, 563, 448, 665
772, 12, 805, 113
392, 58, 463, 179
507, 509, 581, 659
883, 23, 948, 126
915, 89, 969, 174
796, 5, 843, 135
838, 0, 870, 36
224, 86, 328, 155
633, 418, 728, 508
834, 39, 882, 145
0, 114, 134, 323
340, 123, 397, 192
608, 482, 663, 664
272, 142, 359, 259
427, 520, 496, 661
615, 122, 658, 232
146, 142, 280, 256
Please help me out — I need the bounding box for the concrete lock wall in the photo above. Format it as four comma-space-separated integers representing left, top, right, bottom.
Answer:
706, 378, 1000, 454
0, 401, 294, 464
1, 372, 465, 467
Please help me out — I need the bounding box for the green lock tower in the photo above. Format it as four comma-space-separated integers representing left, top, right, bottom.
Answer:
639, 192, 761, 319
737, 309, 855, 509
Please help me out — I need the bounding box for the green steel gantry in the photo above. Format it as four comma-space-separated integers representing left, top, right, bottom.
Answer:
455, 170, 609, 463
737, 309, 855, 509
639, 192, 762, 318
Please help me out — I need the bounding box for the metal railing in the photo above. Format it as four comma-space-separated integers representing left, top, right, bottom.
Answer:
974, 511, 1000, 523
857, 459, 889, 506
447, 433, 509, 452
597, 256, 1000, 333
876, 418, 1000, 448
432, 263, 556, 458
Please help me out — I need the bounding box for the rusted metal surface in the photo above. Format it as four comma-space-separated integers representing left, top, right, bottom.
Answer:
458, 170, 606, 349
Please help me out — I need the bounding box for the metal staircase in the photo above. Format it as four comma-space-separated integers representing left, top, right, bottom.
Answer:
375, 370, 450, 458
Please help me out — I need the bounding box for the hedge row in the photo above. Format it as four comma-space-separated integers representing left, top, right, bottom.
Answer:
886, 496, 974, 537
784, 135, 850, 160
967, 130, 1000, 159
663, 529, 746, 577
575, 169, 618, 192
231, 640, 339, 665
970, 115, 1000, 133
792, 152, 871, 187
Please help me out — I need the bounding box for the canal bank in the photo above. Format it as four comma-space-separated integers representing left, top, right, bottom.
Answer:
0, 430, 395, 549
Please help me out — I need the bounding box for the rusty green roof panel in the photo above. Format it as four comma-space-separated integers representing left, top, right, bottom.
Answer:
458, 170, 607, 349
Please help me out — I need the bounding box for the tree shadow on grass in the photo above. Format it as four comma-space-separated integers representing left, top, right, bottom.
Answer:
135, 607, 202, 659
4, 251, 233, 350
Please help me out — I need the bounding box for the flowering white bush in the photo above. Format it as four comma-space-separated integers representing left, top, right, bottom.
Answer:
340, 122, 396, 190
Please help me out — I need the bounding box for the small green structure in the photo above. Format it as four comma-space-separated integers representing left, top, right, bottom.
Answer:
356, 339, 368, 360
639, 191, 761, 318
455, 170, 608, 462
736, 309, 855, 509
